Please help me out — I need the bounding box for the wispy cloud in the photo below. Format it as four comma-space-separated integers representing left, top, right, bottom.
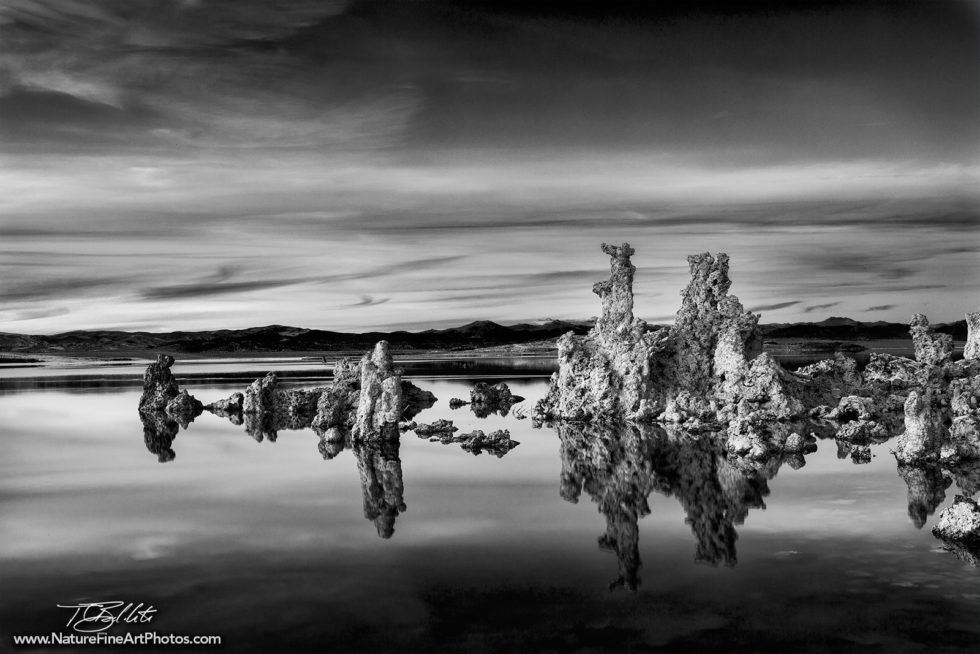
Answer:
748, 301, 801, 312
804, 302, 840, 313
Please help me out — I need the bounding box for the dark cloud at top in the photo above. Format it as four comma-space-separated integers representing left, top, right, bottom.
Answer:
1, 0, 976, 162
0, 0, 977, 333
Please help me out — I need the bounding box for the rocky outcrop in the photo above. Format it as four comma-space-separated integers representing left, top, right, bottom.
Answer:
414, 419, 458, 437
932, 495, 980, 560
536, 243, 820, 432
894, 390, 947, 465
469, 382, 524, 418
419, 426, 520, 456
456, 429, 519, 456
537, 243, 671, 421
966, 310, 980, 360
165, 389, 203, 429
206, 392, 243, 417
241, 372, 324, 441
910, 313, 953, 366
139, 354, 181, 411
351, 341, 403, 441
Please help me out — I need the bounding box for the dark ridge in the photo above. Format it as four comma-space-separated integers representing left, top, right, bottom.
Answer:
0, 318, 967, 355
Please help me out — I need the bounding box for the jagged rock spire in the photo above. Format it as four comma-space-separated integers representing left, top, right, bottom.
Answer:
592, 242, 640, 345
965, 309, 980, 360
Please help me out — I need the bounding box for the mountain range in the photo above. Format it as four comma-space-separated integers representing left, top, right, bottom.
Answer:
0, 317, 967, 355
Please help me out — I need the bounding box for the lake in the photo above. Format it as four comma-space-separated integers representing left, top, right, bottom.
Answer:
1, 358, 978, 653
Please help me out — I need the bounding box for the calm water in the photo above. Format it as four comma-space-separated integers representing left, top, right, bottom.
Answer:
1, 359, 978, 653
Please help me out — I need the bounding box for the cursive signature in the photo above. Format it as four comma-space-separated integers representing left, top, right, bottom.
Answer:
57, 602, 157, 633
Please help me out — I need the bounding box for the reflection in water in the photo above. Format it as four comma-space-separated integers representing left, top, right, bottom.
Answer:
556, 421, 782, 589
133, 382, 980, 576
898, 464, 952, 529
139, 410, 179, 463
354, 440, 406, 539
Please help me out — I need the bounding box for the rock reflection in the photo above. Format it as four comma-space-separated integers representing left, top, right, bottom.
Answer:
354, 440, 406, 539
139, 410, 179, 463
557, 421, 784, 589
897, 464, 952, 529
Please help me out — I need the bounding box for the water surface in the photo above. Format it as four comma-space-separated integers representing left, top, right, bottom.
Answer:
1, 361, 978, 653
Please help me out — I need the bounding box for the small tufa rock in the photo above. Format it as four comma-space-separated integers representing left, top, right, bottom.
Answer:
470, 382, 524, 418
165, 389, 203, 429
414, 419, 458, 437
965, 309, 980, 360
139, 354, 180, 412
454, 429, 519, 457
910, 313, 953, 367
932, 495, 980, 550
205, 392, 243, 416
894, 390, 947, 465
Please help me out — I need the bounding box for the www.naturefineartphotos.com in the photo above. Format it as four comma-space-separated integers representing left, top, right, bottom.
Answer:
1, 1, 979, 653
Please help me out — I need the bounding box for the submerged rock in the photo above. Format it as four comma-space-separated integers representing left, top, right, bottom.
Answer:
206, 392, 244, 418
932, 495, 980, 554
139, 354, 180, 411
414, 419, 458, 437
469, 382, 524, 418
165, 389, 203, 429
455, 429, 519, 456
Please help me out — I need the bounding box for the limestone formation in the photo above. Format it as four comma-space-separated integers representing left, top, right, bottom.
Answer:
414, 419, 458, 437
206, 392, 243, 418
932, 495, 980, 555
456, 429, 519, 456
420, 426, 520, 456
894, 390, 947, 465
910, 313, 953, 366
536, 243, 818, 431
469, 382, 524, 418
351, 341, 404, 441
165, 389, 203, 429
139, 354, 180, 411
966, 310, 980, 360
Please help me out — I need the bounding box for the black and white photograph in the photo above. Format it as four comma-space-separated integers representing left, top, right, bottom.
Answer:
1, 0, 979, 652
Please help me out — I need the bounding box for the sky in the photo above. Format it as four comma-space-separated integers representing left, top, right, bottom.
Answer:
0, 0, 978, 334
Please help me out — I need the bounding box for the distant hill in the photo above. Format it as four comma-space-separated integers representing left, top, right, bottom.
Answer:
0, 317, 966, 355
759, 316, 967, 341
0, 320, 593, 354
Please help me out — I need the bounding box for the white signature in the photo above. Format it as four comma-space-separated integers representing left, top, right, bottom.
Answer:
57, 602, 157, 633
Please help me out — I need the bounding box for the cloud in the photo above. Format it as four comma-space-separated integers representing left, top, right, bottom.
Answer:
348, 295, 390, 308
141, 278, 311, 301
804, 302, 840, 313
0, 306, 71, 322
748, 301, 801, 312
865, 304, 896, 312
